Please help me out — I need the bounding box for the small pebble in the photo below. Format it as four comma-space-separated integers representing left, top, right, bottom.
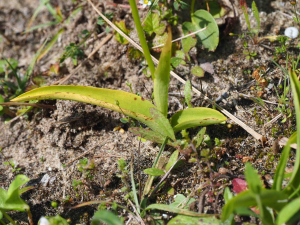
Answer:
219, 167, 229, 175
284, 27, 299, 39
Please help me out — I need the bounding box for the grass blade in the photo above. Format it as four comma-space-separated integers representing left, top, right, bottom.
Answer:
37, 28, 64, 61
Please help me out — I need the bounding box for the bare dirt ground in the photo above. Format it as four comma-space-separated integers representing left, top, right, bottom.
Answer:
0, 0, 298, 224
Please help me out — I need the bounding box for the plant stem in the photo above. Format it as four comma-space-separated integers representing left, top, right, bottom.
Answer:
128, 0, 155, 79
191, 0, 195, 19
2, 211, 16, 225
152, 137, 168, 168
0, 219, 5, 225
131, 154, 140, 214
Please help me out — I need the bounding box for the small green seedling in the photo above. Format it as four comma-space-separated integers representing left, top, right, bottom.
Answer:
0, 175, 32, 225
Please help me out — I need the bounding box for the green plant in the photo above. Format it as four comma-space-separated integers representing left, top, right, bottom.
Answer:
0, 148, 21, 173
10, 0, 226, 223
240, 1, 260, 43
59, 30, 90, 66
182, 0, 219, 51
0, 175, 32, 225
221, 69, 300, 225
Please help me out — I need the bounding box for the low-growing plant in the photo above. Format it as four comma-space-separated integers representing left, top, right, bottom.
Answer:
9, 0, 226, 223
0, 175, 32, 225
221, 68, 300, 225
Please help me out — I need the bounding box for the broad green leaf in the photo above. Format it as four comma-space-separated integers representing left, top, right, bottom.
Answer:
153, 27, 172, 117
170, 108, 226, 132
0, 175, 30, 212
150, 108, 175, 141
146, 204, 212, 217
182, 36, 197, 53
184, 80, 192, 108
276, 196, 300, 225
245, 163, 263, 194
114, 20, 130, 45
92, 210, 124, 225
221, 190, 288, 221
165, 150, 179, 171
252, 1, 260, 33
11, 86, 161, 133
143, 13, 166, 35
144, 168, 165, 176
284, 70, 300, 197
170, 194, 196, 209
37, 28, 64, 61
193, 127, 206, 149
129, 127, 176, 146
182, 10, 219, 51
191, 66, 204, 77
205, 1, 228, 18
171, 57, 185, 68
168, 215, 220, 225
273, 132, 297, 191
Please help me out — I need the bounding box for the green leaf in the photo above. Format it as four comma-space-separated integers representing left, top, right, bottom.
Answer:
223, 187, 233, 203
0, 175, 30, 212
165, 150, 179, 171
92, 210, 124, 225
244, 163, 263, 194
182, 10, 219, 51
45, 215, 69, 225
276, 196, 300, 225
273, 132, 297, 191
192, 127, 206, 149
144, 168, 165, 176
221, 190, 288, 221
37, 28, 64, 61
153, 28, 172, 117
170, 194, 196, 209
150, 108, 176, 141
143, 13, 166, 35
205, 1, 228, 18
191, 66, 205, 77
129, 127, 176, 146
182, 36, 197, 53
242, 6, 251, 32
184, 80, 192, 108
221, 188, 235, 225
114, 20, 130, 45
252, 1, 260, 33
0, 58, 18, 73
170, 108, 226, 132
146, 204, 212, 217
11, 85, 161, 134
168, 215, 220, 225
283, 70, 300, 197
171, 57, 185, 68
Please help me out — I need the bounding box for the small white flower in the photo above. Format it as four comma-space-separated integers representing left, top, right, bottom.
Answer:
39, 217, 50, 225
139, 0, 151, 8
284, 27, 299, 39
